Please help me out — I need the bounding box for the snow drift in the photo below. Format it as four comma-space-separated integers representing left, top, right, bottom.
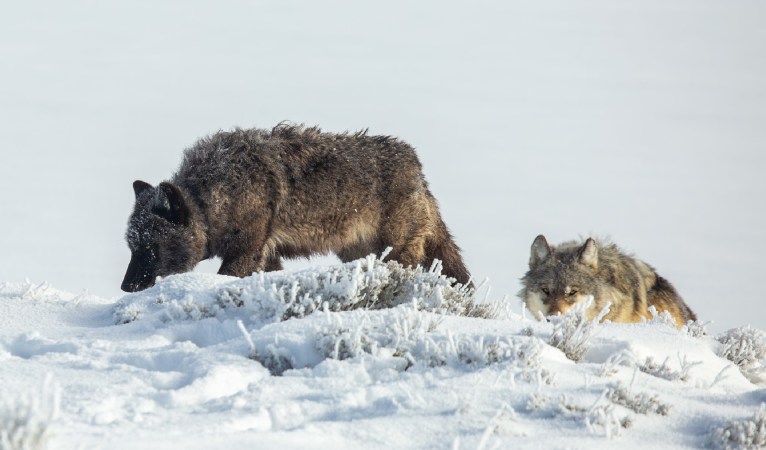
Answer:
1, 256, 764, 449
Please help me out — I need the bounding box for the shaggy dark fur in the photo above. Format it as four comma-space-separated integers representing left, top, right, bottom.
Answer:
122, 124, 470, 292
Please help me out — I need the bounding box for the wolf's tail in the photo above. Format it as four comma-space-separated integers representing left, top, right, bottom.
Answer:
650, 275, 697, 326
424, 214, 472, 287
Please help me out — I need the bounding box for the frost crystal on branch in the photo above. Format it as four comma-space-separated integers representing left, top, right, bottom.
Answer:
712, 403, 766, 450
717, 326, 766, 383
605, 383, 670, 416
548, 298, 609, 362
638, 354, 701, 382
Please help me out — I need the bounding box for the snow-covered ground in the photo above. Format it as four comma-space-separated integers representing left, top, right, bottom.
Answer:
1, 260, 764, 449
1, 1, 766, 448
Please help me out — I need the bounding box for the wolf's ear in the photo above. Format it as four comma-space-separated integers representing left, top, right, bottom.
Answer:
133, 180, 153, 199
578, 238, 598, 270
152, 182, 190, 226
530, 235, 551, 268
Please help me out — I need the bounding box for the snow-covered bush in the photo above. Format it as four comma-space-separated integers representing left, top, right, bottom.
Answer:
680, 320, 709, 338
314, 307, 549, 375
638, 354, 701, 382
0, 377, 59, 450
114, 254, 492, 326
250, 306, 553, 380
548, 298, 609, 362
717, 326, 766, 384
598, 350, 700, 384
605, 383, 670, 416
645, 305, 678, 329
314, 306, 438, 363
528, 393, 630, 439
598, 350, 636, 377
255, 344, 295, 376
712, 403, 766, 450
584, 400, 630, 439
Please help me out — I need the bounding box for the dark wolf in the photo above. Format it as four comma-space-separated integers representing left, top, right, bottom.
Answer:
518, 235, 697, 327
121, 124, 470, 292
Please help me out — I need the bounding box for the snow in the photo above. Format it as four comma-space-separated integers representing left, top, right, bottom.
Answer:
1, 0, 766, 447
1, 262, 764, 449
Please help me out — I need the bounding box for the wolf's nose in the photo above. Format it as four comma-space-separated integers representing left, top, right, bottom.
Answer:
120, 279, 144, 292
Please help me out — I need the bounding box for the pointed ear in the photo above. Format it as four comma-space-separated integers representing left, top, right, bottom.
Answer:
578, 238, 598, 269
133, 180, 153, 199
529, 235, 551, 268
152, 182, 190, 226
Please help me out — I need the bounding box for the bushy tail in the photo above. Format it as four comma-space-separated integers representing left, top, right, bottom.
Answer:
650, 276, 697, 326
425, 217, 472, 287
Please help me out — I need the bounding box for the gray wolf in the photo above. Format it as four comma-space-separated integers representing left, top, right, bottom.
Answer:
121, 124, 470, 292
518, 235, 696, 327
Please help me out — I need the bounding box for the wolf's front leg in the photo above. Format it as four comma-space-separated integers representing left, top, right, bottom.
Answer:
218, 253, 259, 277
218, 246, 276, 277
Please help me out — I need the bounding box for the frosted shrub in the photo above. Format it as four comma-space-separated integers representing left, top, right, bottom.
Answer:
314, 307, 438, 361
639, 354, 701, 382
309, 307, 552, 382
605, 383, 670, 416
598, 350, 636, 378
681, 320, 709, 338
0, 377, 59, 450
645, 305, 677, 328
529, 393, 630, 438
599, 351, 699, 383
712, 403, 766, 450
548, 298, 609, 362
114, 254, 491, 326
256, 344, 295, 376
584, 401, 629, 438
525, 393, 549, 412
717, 326, 766, 383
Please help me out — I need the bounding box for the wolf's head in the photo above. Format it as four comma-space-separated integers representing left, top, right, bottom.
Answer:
121, 180, 204, 292
519, 235, 603, 319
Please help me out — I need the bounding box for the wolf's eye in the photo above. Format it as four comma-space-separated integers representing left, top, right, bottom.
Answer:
541, 287, 550, 295
568, 289, 578, 296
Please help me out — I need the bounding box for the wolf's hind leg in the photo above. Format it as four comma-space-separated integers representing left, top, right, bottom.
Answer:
383, 236, 428, 270
336, 239, 384, 263
264, 253, 283, 271
380, 193, 431, 270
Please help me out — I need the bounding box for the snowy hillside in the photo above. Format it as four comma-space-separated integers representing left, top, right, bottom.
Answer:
1, 258, 764, 449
